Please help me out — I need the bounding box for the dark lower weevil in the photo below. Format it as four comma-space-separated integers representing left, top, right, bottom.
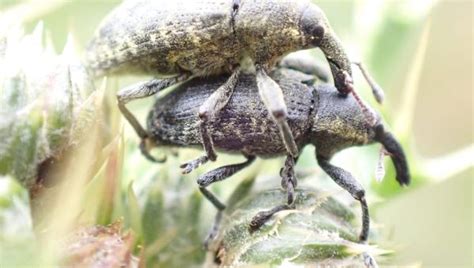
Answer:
143, 69, 410, 251
86, 0, 382, 173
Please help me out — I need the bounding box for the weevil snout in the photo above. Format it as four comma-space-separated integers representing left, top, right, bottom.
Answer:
300, 4, 353, 95
327, 59, 353, 95
373, 124, 411, 186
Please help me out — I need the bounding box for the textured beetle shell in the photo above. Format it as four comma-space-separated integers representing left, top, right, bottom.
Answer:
147, 71, 316, 157
86, 0, 310, 77
312, 87, 373, 158
147, 69, 376, 159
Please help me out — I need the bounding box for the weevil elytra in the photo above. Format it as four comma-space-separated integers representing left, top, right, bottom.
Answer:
86, 0, 382, 173
142, 68, 410, 251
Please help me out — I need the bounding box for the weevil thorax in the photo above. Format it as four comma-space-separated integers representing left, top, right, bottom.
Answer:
311, 84, 380, 158
235, 0, 310, 67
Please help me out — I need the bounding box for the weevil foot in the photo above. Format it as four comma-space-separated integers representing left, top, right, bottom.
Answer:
232, 0, 240, 14
248, 211, 273, 233
248, 204, 291, 233
363, 252, 379, 268
180, 155, 209, 174
203, 230, 217, 251
139, 137, 165, 163
203, 211, 223, 250
231, 0, 240, 32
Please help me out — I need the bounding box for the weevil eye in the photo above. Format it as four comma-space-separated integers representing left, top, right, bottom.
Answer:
305, 24, 325, 46
300, 5, 326, 47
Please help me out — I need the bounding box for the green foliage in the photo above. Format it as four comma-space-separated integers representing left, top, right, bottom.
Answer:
0, 176, 41, 267
0, 24, 97, 188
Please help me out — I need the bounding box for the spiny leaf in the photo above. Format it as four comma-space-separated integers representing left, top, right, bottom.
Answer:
0, 25, 97, 188
211, 188, 383, 267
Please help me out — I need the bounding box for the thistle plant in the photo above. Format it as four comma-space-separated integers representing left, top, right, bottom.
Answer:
0, 23, 384, 267
0, 23, 97, 189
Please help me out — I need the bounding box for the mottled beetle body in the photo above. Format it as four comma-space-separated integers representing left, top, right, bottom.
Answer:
86, 0, 361, 172
86, 0, 348, 83
148, 71, 315, 157
145, 69, 410, 254
87, 0, 240, 76
148, 71, 367, 158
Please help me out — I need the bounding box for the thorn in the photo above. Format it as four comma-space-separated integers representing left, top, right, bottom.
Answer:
62, 33, 76, 62
32, 21, 44, 45
94, 77, 108, 109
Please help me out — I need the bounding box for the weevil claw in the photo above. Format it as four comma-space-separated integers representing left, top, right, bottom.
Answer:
139, 138, 166, 163
362, 252, 379, 268
180, 155, 209, 174
248, 204, 292, 233
249, 211, 273, 233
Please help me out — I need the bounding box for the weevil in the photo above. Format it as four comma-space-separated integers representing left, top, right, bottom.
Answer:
86, 0, 383, 173
143, 68, 410, 248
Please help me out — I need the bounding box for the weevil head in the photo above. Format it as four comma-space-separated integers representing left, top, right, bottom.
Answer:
311, 84, 410, 186
300, 3, 353, 95
300, 4, 327, 48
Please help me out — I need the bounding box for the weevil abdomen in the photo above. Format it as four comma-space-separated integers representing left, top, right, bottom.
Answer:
86, 0, 240, 76
147, 72, 315, 156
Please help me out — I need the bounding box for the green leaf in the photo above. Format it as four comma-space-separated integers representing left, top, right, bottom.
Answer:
212, 188, 382, 267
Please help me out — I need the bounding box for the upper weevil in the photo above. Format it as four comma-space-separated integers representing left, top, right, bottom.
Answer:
86, 0, 382, 173
144, 68, 410, 257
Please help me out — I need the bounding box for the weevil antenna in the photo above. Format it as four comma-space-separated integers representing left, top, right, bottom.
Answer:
352, 62, 385, 104
342, 71, 377, 126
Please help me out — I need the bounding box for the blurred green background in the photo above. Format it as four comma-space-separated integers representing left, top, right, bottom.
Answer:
0, 0, 472, 267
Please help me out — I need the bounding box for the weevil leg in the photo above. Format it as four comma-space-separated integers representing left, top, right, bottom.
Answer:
117, 74, 190, 161
249, 156, 297, 232
180, 69, 241, 174
256, 66, 299, 157
230, 0, 240, 31
197, 155, 256, 188
363, 252, 379, 268
197, 156, 256, 248
279, 54, 330, 83
232, 0, 240, 13
180, 155, 209, 175
316, 155, 370, 243
139, 138, 165, 163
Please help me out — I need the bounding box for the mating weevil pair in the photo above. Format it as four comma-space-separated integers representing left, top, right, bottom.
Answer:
86, 0, 383, 171
144, 68, 410, 247
85, 0, 408, 258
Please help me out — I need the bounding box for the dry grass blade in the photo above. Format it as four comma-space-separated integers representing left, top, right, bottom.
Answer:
394, 20, 431, 139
